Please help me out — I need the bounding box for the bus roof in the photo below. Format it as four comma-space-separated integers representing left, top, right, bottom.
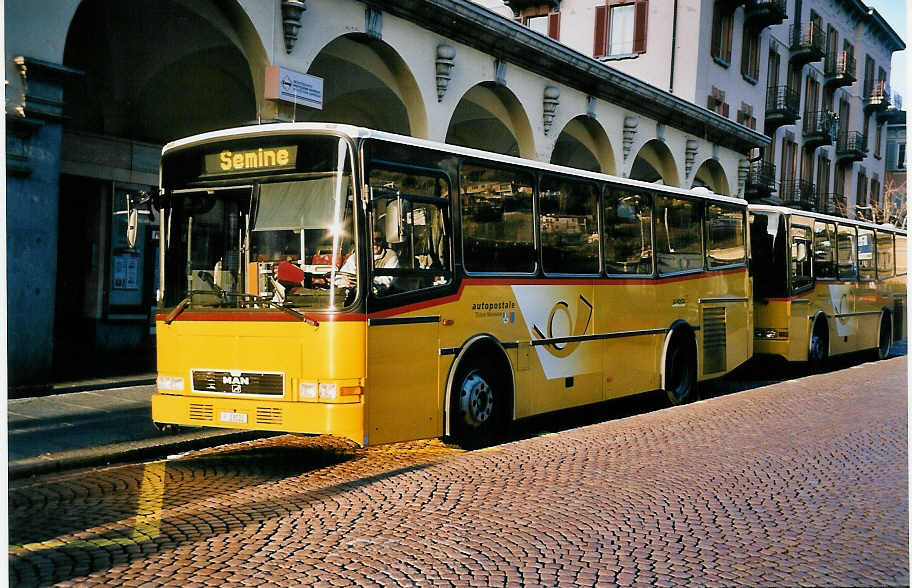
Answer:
162, 122, 749, 207
749, 204, 907, 235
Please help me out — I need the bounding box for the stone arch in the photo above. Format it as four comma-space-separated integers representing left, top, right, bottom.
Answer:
692, 157, 731, 196
550, 116, 617, 174
298, 33, 428, 138
445, 82, 535, 159
630, 140, 680, 187
63, 0, 261, 143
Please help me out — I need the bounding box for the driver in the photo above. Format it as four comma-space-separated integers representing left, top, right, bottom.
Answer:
336, 230, 399, 293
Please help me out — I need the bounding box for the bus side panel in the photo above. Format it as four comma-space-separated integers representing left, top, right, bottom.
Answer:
753, 300, 790, 359
827, 281, 857, 356
366, 320, 440, 445
596, 280, 660, 400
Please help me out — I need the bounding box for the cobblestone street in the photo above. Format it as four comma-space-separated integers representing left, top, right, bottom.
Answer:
9, 357, 908, 587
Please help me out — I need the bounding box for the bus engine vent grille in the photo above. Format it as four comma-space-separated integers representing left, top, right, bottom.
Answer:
702, 306, 727, 374
894, 299, 904, 343
256, 407, 283, 425
189, 404, 214, 422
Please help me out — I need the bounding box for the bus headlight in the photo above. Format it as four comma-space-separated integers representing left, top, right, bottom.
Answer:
156, 376, 185, 391
300, 382, 318, 399
319, 383, 338, 399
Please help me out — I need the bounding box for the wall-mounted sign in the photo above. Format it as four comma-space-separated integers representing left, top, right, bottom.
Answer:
265, 65, 323, 110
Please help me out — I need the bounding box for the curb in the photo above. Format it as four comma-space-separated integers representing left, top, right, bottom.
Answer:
9, 430, 280, 480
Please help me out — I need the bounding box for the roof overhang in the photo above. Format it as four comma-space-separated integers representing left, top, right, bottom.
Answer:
365, 0, 770, 154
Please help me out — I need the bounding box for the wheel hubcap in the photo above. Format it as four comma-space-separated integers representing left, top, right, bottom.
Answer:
459, 370, 493, 427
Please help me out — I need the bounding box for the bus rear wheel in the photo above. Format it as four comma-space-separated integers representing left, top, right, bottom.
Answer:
874, 312, 893, 360
451, 364, 504, 448
664, 335, 697, 406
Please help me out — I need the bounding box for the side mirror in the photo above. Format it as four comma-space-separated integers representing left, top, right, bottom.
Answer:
126, 208, 140, 248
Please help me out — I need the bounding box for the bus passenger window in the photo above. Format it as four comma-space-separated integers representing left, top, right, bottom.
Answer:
461, 163, 534, 273
790, 225, 813, 292
368, 167, 452, 295
812, 222, 836, 279
539, 175, 599, 275
655, 195, 702, 274
705, 203, 746, 268
857, 228, 875, 281
876, 230, 894, 279
896, 235, 907, 275
836, 225, 857, 280
603, 189, 653, 275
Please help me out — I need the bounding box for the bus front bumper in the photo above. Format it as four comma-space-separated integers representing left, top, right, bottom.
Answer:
151, 393, 365, 446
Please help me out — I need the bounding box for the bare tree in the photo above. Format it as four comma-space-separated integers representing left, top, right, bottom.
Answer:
857, 177, 907, 228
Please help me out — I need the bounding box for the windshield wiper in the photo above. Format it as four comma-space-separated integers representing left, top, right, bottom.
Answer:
257, 297, 320, 327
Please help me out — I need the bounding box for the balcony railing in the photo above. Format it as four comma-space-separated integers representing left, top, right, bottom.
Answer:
824, 51, 855, 86
864, 80, 891, 112
780, 179, 816, 210
744, 0, 787, 29
818, 193, 847, 217
802, 110, 838, 147
765, 85, 800, 132
745, 160, 777, 198
790, 22, 825, 64
835, 131, 867, 163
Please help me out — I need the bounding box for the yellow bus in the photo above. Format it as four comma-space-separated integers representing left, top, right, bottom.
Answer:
149, 123, 753, 447
749, 205, 906, 366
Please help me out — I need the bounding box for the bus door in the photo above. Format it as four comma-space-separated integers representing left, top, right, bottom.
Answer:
364, 166, 453, 445
788, 222, 814, 359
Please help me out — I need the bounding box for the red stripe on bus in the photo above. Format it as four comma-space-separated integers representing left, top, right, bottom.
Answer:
155, 311, 367, 323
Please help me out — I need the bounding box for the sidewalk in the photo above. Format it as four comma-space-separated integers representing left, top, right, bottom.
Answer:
8, 377, 272, 479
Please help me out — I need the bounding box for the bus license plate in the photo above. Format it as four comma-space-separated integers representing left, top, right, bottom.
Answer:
219, 411, 248, 424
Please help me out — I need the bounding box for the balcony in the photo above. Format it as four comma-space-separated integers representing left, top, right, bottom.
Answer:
823, 51, 855, 88
765, 85, 800, 133
864, 80, 891, 113
780, 179, 816, 210
802, 110, 837, 149
745, 160, 777, 199
504, 0, 560, 12
790, 22, 825, 65
818, 193, 847, 217
744, 0, 787, 30
835, 131, 867, 164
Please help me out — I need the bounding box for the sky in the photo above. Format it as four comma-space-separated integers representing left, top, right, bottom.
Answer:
865, 0, 906, 103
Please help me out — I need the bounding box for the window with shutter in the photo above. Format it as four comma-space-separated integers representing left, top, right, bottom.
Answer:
595, 1, 647, 58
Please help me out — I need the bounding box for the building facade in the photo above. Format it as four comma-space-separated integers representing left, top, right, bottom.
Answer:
482, 0, 904, 219
5, 0, 766, 391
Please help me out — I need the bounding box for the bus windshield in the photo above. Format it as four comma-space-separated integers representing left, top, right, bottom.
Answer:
161, 137, 356, 311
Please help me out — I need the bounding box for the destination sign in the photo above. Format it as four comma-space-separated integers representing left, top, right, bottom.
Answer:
203, 145, 298, 175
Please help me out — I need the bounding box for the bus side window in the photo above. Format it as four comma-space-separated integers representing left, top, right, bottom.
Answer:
705, 202, 746, 268
539, 174, 599, 275
813, 221, 836, 279
655, 195, 702, 274
857, 228, 875, 281
461, 163, 535, 273
836, 224, 858, 280
876, 230, 894, 279
896, 235, 907, 275
603, 188, 653, 275
789, 224, 813, 292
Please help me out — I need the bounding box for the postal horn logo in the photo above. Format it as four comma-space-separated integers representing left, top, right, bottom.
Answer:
532, 295, 593, 358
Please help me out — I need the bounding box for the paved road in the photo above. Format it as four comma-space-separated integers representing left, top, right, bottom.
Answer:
8, 356, 907, 587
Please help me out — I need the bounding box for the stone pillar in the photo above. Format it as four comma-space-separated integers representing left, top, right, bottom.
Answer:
6, 56, 83, 392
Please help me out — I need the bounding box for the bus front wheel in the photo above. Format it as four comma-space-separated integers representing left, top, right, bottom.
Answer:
808, 320, 829, 370
451, 364, 504, 448
664, 335, 697, 406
